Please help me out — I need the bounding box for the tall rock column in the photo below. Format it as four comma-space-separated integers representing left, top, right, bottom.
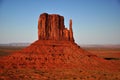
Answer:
69, 19, 74, 42
50, 15, 60, 40
38, 13, 48, 40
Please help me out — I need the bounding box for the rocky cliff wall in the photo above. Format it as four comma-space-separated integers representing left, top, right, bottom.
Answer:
38, 13, 74, 42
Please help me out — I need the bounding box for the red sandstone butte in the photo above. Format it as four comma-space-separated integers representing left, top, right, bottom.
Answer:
38, 13, 74, 41
0, 13, 120, 73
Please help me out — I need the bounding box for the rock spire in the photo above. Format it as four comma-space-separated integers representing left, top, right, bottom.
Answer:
38, 13, 74, 42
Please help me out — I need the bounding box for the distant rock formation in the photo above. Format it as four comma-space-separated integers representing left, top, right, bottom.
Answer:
38, 13, 74, 42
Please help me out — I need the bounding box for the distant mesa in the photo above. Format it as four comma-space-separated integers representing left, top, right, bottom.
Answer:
38, 13, 74, 42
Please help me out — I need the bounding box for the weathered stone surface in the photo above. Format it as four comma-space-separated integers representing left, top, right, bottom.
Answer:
38, 13, 74, 42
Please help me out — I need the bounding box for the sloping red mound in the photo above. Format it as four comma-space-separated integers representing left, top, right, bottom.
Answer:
0, 40, 119, 71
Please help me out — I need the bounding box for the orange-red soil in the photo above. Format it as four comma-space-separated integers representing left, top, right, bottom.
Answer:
0, 40, 120, 80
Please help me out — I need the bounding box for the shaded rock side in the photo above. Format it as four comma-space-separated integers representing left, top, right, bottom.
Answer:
38, 13, 74, 42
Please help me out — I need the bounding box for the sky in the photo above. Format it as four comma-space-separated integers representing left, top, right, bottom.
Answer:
0, 0, 120, 44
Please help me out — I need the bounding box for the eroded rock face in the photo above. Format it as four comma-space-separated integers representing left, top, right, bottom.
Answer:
38, 13, 74, 42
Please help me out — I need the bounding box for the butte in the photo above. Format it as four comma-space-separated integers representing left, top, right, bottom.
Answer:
0, 13, 119, 75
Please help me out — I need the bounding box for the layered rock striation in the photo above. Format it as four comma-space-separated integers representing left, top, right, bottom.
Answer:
38, 13, 74, 42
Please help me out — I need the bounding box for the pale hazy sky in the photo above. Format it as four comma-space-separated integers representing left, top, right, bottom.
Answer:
0, 0, 120, 44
